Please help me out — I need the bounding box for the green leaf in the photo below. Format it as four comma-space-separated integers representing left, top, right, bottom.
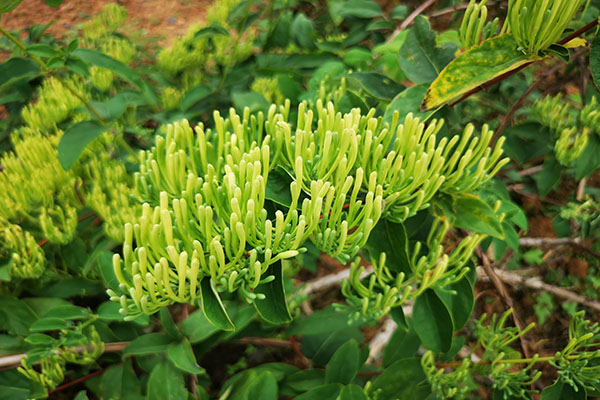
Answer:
365, 220, 411, 274
389, 306, 409, 331
100, 360, 142, 400
295, 383, 343, 400
57, 120, 109, 170
73, 391, 88, 400
347, 72, 404, 101
435, 277, 474, 330
97, 302, 123, 321
291, 13, 317, 50
384, 84, 433, 126
340, 0, 383, 18
0, 369, 45, 400
147, 360, 188, 400
0, 58, 40, 93
575, 133, 600, 179
340, 384, 368, 400
167, 339, 206, 375
399, 15, 456, 84
180, 85, 211, 111
535, 155, 562, 196
302, 327, 363, 367
40, 305, 89, 321
369, 358, 431, 399
93, 251, 118, 290
193, 24, 229, 39
248, 371, 278, 400
283, 369, 325, 393
422, 34, 539, 110
44, 0, 63, 5
122, 333, 172, 356
29, 317, 70, 332
253, 261, 292, 324
382, 326, 421, 367
591, 34, 600, 90
181, 308, 221, 343
277, 74, 302, 102
88, 94, 128, 121
26, 43, 59, 58
200, 278, 235, 331
412, 289, 454, 353
265, 167, 294, 207
451, 193, 504, 238
24, 333, 54, 346
325, 339, 360, 384
289, 306, 355, 336
0, 297, 37, 336
0, 0, 22, 13
541, 380, 586, 400
232, 91, 270, 114
159, 308, 181, 340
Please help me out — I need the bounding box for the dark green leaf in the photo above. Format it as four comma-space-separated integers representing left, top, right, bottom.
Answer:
159, 308, 181, 340
181, 308, 221, 343
412, 289, 454, 353
389, 306, 409, 331
0, 58, 40, 93
89, 94, 127, 121
370, 358, 431, 399
277, 74, 302, 102
100, 360, 142, 400
541, 380, 586, 400
97, 302, 123, 321
384, 84, 433, 126
180, 85, 211, 111
248, 371, 278, 400
0, 369, 45, 400
365, 220, 411, 274
382, 326, 421, 367
399, 15, 456, 84
291, 13, 317, 50
40, 305, 89, 321
147, 360, 188, 400
0, 0, 22, 13
289, 306, 354, 336
44, 0, 63, 6
122, 333, 172, 356
326, 339, 360, 384
591, 34, 600, 89
232, 91, 270, 114
193, 24, 229, 39
435, 277, 474, 330
535, 155, 562, 196
253, 261, 292, 324
57, 120, 109, 170
266, 167, 293, 207
24, 333, 54, 346
340, 0, 383, 18
29, 318, 70, 332
302, 327, 363, 367
347, 72, 404, 101
200, 278, 235, 331
0, 297, 36, 336
340, 384, 368, 400
295, 383, 343, 400
26, 43, 59, 58
283, 369, 325, 393
167, 339, 206, 375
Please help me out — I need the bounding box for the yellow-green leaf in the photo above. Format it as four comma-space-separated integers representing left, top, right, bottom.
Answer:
421, 34, 541, 111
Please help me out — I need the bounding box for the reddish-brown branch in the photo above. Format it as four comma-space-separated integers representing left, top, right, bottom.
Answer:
47, 368, 105, 395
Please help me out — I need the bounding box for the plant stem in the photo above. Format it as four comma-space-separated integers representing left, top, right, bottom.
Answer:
0, 24, 107, 124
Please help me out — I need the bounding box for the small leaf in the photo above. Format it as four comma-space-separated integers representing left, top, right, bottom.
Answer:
399, 15, 456, 84
412, 289, 454, 353
122, 333, 172, 356
88, 94, 128, 121
248, 371, 278, 400
435, 277, 474, 330
382, 326, 421, 367
26, 43, 59, 58
24, 333, 54, 346
44, 0, 64, 5
591, 34, 600, 90
180, 85, 211, 111
73, 391, 89, 400
147, 360, 188, 400
340, 0, 383, 18
365, 220, 411, 274
200, 278, 235, 331
0, 58, 40, 92
232, 91, 270, 114
422, 34, 540, 110
541, 380, 586, 400
167, 339, 206, 375
159, 308, 181, 340
339, 384, 368, 400
451, 193, 504, 239
98, 252, 120, 292
253, 261, 292, 324
325, 339, 360, 384
39, 305, 89, 321
193, 24, 229, 39
535, 155, 562, 196
57, 120, 109, 170
0, 0, 22, 13
100, 360, 142, 399
295, 383, 343, 400
291, 13, 317, 50
384, 84, 433, 126
369, 358, 431, 398
347, 72, 404, 101
265, 167, 294, 207
29, 318, 70, 332
181, 309, 221, 343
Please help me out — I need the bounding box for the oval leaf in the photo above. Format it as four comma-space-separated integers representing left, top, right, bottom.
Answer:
412, 289, 454, 353
325, 339, 360, 384
58, 120, 109, 170
167, 339, 206, 375
200, 278, 235, 331
253, 261, 292, 324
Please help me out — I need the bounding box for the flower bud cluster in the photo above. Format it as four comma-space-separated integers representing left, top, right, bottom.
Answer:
111, 100, 508, 320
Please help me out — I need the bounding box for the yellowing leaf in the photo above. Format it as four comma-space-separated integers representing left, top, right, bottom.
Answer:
421, 34, 541, 111
563, 37, 587, 48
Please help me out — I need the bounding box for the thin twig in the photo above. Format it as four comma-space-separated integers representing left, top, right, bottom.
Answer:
302, 266, 374, 295
477, 267, 600, 312
476, 247, 532, 358
386, 0, 437, 44
428, 1, 507, 18
519, 237, 584, 247
47, 368, 105, 395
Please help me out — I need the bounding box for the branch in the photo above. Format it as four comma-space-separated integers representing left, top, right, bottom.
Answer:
302, 265, 373, 295
428, 1, 507, 18
477, 267, 600, 312
386, 0, 437, 44
519, 237, 584, 247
